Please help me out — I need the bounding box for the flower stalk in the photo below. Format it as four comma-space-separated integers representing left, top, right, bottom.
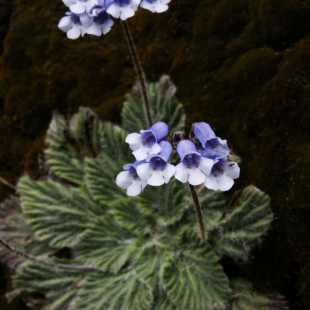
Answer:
188, 184, 207, 243
121, 20, 152, 127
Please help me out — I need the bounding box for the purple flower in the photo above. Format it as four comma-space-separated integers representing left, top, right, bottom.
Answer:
116, 161, 147, 196
204, 157, 240, 191
174, 140, 214, 186
193, 122, 229, 159
125, 122, 169, 161
136, 141, 175, 186
140, 0, 171, 13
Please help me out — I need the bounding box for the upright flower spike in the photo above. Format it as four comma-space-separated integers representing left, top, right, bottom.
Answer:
193, 122, 229, 159
116, 161, 147, 196
106, 0, 141, 20
204, 157, 240, 191
140, 0, 171, 13
136, 141, 175, 186
125, 122, 169, 161
174, 140, 215, 186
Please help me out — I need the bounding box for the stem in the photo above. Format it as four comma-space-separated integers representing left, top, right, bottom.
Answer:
0, 238, 103, 272
121, 20, 152, 127
0, 177, 17, 191
188, 184, 207, 242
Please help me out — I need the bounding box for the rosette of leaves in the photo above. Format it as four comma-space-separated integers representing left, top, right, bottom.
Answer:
0, 76, 286, 310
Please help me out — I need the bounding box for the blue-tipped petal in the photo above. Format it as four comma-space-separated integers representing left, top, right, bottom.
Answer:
193, 122, 216, 148
146, 141, 172, 162
141, 121, 169, 143
176, 140, 200, 161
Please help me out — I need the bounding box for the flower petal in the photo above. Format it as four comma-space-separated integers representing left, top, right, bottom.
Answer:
116, 171, 132, 189
224, 161, 240, 179
127, 180, 143, 196
188, 167, 206, 185
125, 133, 142, 150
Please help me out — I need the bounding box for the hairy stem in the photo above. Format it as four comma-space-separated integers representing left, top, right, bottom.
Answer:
0, 238, 103, 272
0, 177, 17, 191
121, 20, 152, 127
188, 184, 207, 242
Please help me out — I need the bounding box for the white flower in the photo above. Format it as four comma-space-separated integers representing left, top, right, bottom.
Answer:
140, 0, 171, 13
204, 158, 240, 191
137, 141, 175, 186
116, 161, 147, 196
125, 122, 169, 161
174, 140, 214, 186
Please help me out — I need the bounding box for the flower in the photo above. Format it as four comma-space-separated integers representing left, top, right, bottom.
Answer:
136, 141, 175, 186
174, 140, 214, 186
116, 160, 147, 196
193, 122, 229, 159
106, 0, 141, 20
140, 0, 171, 13
204, 157, 240, 191
58, 12, 93, 39
125, 122, 169, 161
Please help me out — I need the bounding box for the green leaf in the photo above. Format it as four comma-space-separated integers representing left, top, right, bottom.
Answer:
112, 198, 156, 236
18, 176, 102, 248
74, 214, 137, 272
44, 107, 105, 185
162, 229, 231, 310
44, 112, 85, 185
230, 279, 287, 310
212, 186, 274, 261
0, 196, 54, 268
85, 122, 133, 204
75, 271, 153, 310
13, 261, 83, 310
122, 75, 185, 134
137, 179, 187, 226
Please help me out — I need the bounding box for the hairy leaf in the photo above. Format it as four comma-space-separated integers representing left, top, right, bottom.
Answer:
122, 75, 185, 134
85, 122, 133, 204
74, 214, 136, 272
162, 229, 230, 310
75, 271, 153, 310
230, 279, 288, 310
13, 261, 84, 310
212, 186, 273, 261
18, 176, 103, 248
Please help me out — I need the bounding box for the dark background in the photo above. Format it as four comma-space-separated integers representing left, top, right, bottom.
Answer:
0, 0, 310, 309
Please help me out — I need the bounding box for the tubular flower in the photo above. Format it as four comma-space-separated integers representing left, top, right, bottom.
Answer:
174, 140, 214, 186
116, 161, 147, 196
193, 122, 229, 159
204, 157, 240, 191
137, 141, 175, 186
125, 122, 169, 161
140, 0, 171, 13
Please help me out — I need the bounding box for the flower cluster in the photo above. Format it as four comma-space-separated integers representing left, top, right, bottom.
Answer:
116, 121, 240, 196
58, 0, 172, 39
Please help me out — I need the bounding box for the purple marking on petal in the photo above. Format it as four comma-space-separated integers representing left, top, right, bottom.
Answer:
141, 131, 156, 147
